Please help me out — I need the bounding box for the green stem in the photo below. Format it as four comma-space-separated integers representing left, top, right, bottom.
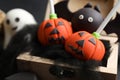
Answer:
50, 13, 58, 19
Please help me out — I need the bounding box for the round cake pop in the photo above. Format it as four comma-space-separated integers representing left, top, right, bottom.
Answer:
38, 0, 73, 46
65, 31, 105, 61
71, 3, 103, 33
55, 2, 103, 33
65, 0, 120, 61
3, 8, 37, 49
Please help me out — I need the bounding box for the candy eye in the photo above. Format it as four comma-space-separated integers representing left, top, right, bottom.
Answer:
15, 17, 20, 22
79, 15, 84, 20
6, 19, 10, 25
88, 17, 93, 22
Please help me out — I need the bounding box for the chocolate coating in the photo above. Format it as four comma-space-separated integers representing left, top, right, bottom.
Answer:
71, 8, 103, 33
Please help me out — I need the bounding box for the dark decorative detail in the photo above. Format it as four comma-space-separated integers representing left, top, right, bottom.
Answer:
84, 3, 92, 8
76, 40, 84, 47
48, 36, 65, 43
61, 36, 65, 41
45, 22, 52, 28
58, 21, 64, 26
12, 27, 17, 31
78, 32, 85, 37
94, 5, 101, 13
68, 45, 83, 56
89, 38, 96, 45
15, 17, 20, 22
50, 28, 59, 35
6, 19, 10, 25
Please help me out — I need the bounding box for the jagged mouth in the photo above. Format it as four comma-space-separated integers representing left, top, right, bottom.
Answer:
68, 45, 83, 56
48, 36, 65, 43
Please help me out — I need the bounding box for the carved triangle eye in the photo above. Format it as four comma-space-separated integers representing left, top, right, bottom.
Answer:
78, 32, 85, 37
45, 22, 52, 28
89, 38, 96, 45
50, 28, 59, 35
76, 40, 84, 47
58, 21, 64, 26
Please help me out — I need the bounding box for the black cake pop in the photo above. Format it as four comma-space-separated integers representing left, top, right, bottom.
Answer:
55, 1, 103, 33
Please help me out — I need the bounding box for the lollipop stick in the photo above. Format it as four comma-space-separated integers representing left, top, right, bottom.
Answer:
49, 0, 55, 14
49, 0, 57, 19
96, 1, 120, 33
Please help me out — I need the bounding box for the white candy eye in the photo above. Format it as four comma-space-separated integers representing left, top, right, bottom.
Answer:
88, 17, 93, 22
79, 15, 84, 20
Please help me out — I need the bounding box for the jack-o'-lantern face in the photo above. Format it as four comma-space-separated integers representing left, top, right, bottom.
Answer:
65, 31, 105, 61
38, 18, 73, 45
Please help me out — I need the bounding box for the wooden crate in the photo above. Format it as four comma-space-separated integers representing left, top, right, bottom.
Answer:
17, 36, 119, 80
17, 0, 119, 80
